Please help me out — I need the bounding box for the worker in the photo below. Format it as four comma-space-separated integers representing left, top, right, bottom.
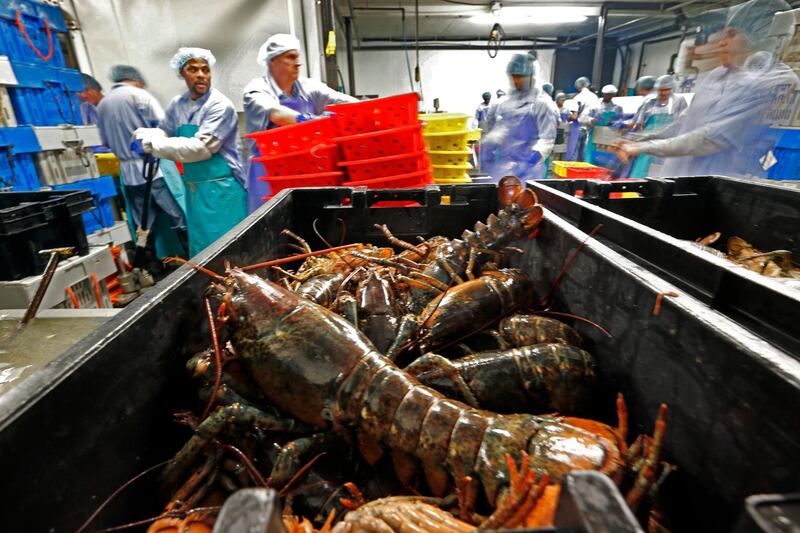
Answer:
542, 83, 555, 99
631, 75, 688, 132
480, 53, 556, 181
554, 92, 568, 119
614, 0, 799, 179
565, 76, 599, 120
109, 64, 147, 90
133, 47, 246, 257
474, 91, 491, 130
582, 85, 623, 127
96, 66, 187, 256
242, 33, 356, 210
77, 74, 102, 125
634, 75, 657, 96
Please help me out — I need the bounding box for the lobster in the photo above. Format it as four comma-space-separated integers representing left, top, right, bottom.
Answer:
184, 269, 667, 512
495, 314, 583, 349
406, 343, 595, 415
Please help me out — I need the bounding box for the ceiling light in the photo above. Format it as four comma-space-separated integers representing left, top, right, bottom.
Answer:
469, 6, 598, 25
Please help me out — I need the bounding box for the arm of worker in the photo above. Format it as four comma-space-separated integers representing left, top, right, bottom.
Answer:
137, 91, 165, 128
616, 126, 728, 162
243, 85, 302, 127
531, 102, 557, 159
133, 128, 221, 162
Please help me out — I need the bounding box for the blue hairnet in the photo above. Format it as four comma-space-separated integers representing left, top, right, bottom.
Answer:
726, 0, 790, 49
257, 34, 301, 66
635, 75, 656, 91
542, 83, 554, 96
654, 74, 675, 90
575, 76, 591, 90
109, 64, 144, 84
507, 54, 534, 77
81, 73, 102, 91
482, 91, 491, 99
169, 47, 216, 77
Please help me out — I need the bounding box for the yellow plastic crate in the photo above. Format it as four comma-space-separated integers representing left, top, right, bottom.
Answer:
432, 163, 472, 181
434, 176, 472, 184
423, 129, 481, 151
419, 113, 471, 133
95, 153, 120, 178
552, 160, 611, 179
428, 150, 472, 166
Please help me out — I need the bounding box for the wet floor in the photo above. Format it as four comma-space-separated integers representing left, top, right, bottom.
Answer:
0, 313, 112, 397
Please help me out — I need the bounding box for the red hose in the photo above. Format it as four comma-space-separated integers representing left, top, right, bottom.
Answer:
15, 10, 54, 62
90, 274, 104, 309
65, 287, 80, 309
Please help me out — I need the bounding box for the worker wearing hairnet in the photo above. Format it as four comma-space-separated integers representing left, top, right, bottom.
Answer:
480, 53, 556, 181
614, 0, 799, 179
474, 91, 491, 130
582, 85, 623, 127
97, 66, 187, 257
634, 76, 657, 96
77, 74, 103, 125
242, 34, 356, 210
133, 47, 246, 257
565, 76, 599, 119
542, 83, 555, 99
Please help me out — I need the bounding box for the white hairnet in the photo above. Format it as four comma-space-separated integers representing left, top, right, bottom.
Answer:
601, 84, 618, 94
257, 34, 301, 66
169, 47, 216, 77
654, 75, 675, 90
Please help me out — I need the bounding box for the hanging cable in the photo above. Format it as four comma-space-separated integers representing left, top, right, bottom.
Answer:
415, 0, 423, 98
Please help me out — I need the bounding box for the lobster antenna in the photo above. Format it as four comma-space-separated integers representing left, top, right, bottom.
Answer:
536, 310, 612, 338
538, 224, 603, 309
199, 297, 224, 422
164, 256, 224, 281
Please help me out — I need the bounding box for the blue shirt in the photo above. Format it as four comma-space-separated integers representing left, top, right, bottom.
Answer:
95, 82, 165, 186
161, 87, 245, 185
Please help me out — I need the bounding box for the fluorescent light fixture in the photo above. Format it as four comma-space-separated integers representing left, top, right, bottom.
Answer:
470, 6, 598, 25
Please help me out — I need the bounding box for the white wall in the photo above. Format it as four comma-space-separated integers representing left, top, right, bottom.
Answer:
65, 0, 313, 112
614, 37, 683, 90
351, 48, 555, 115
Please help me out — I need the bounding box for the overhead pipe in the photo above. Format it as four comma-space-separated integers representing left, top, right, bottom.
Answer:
355, 43, 561, 51
345, 16, 356, 96
591, 3, 609, 86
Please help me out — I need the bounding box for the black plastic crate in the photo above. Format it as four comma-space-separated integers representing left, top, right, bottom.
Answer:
531, 176, 800, 356
0, 189, 93, 280
0, 185, 798, 532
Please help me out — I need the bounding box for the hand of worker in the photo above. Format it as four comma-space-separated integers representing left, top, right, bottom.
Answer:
612, 140, 640, 163
568, 111, 578, 122
130, 139, 146, 157
296, 113, 318, 123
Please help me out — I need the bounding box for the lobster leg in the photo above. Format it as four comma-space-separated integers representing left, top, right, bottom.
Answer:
437, 257, 465, 285
384, 314, 419, 361
163, 403, 311, 490
269, 432, 339, 488
281, 229, 312, 254
337, 293, 358, 326
406, 353, 480, 408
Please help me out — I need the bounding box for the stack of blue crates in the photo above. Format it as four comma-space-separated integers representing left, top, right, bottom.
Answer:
0, 1, 118, 236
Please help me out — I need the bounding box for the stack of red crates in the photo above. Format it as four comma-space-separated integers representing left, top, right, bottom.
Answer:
326, 93, 432, 189
245, 117, 344, 201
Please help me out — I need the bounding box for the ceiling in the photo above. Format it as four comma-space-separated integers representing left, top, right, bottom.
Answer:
334, 0, 778, 48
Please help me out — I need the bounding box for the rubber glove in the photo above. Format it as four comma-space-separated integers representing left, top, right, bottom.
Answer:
130, 139, 146, 157
527, 151, 542, 166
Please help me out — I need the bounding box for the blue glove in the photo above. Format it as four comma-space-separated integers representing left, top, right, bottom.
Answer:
130, 139, 145, 157
296, 113, 316, 123
527, 151, 542, 165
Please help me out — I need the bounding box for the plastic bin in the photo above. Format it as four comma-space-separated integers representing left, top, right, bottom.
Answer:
338, 150, 429, 181
7, 62, 83, 126
53, 175, 118, 234
0, 0, 66, 67
254, 143, 341, 177
342, 168, 432, 190
326, 92, 419, 136
1, 185, 799, 531
0, 188, 92, 280
553, 161, 613, 179
0, 125, 41, 190
531, 175, 800, 355
431, 162, 472, 182
245, 117, 338, 157
427, 149, 472, 166
334, 123, 425, 161
419, 112, 470, 133
259, 170, 343, 198
423, 129, 480, 151
767, 129, 800, 181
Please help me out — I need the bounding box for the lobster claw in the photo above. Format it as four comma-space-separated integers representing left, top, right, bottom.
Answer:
497, 176, 543, 235
497, 176, 526, 207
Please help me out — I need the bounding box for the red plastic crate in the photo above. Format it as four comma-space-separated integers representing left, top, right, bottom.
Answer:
259, 171, 344, 197
342, 169, 433, 189
338, 150, 429, 181
246, 117, 337, 156
334, 124, 425, 161
326, 93, 419, 136
254, 144, 340, 177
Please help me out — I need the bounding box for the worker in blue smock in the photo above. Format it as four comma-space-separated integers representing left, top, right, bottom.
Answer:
628, 75, 689, 177
474, 91, 491, 130
480, 54, 556, 181
134, 47, 246, 257
614, 0, 799, 179
96, 66, 187, 255
581, 85, 623, 164
242, 34, 356, 211
634, 75, 657, 97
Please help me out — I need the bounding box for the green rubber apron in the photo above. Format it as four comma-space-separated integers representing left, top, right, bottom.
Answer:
629, 113, 673, 178
177, 124, 247, 257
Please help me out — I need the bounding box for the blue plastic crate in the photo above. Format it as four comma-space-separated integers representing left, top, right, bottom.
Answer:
53, 175, 118, 234
7, 62, 83, 126
0, 0, 65, 67
768, 129, 800, 181
0, 126, 41, 191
